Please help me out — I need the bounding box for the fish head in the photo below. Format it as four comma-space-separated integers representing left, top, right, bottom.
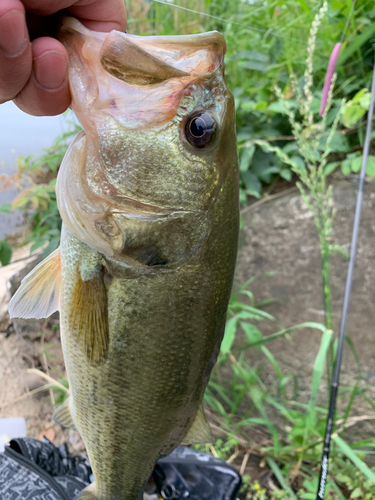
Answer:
57, 19, 238, 269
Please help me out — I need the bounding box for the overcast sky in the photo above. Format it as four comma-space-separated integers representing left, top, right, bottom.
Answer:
0, 102, 66, 239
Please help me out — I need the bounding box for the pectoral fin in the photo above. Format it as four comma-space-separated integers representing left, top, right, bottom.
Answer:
52, 397, 77, 431
181, 405, 213, 445
69, 267, 109, 365
9, 248, 61, 319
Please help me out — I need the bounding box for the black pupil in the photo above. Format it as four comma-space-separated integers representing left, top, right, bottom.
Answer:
185, 112, 216, 148
190, 117, 206, 138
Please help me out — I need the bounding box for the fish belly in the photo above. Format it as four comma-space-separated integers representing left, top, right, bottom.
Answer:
59, 223, 234, 500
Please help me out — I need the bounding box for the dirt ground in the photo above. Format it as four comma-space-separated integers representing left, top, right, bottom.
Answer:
0, 316, 275, 499
0, 313, 85, 454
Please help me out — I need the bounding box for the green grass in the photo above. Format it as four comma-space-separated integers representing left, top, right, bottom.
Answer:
200, 281, 375, 498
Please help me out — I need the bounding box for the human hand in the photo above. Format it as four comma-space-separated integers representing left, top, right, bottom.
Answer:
0, 0, 127, 116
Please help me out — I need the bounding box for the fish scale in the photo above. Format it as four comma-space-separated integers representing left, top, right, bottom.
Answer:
60, 212, 236, 498
9, 17, 239, 500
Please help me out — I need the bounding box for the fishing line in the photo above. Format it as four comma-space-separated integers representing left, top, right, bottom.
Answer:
316, 54, 375, 500
152, 0, 311, 45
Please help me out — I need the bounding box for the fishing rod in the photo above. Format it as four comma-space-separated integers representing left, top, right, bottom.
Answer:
316, 56, 375, 500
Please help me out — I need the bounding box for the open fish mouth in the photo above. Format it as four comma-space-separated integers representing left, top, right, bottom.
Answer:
60, 17, 227, 129
57, 18, 232, 261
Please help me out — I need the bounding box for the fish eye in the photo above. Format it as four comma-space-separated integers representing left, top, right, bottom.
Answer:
184, 112, 217, 148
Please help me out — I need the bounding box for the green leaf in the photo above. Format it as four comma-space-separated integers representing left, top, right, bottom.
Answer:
268, 100, 298, 114
240, 100, 257, 113
42, 238, 60, 258
241, 323, 263, 345
350, 487, 364, 498
231, 50, 268, 62
291, 156, 305, 173
240, 60, 267, 72
240, 170, 261, 198
342, 104, 367, 128
324, 162, 339, 176
235, 304, 275, 321
256, 165, 280, 183
240, 144, 255, 172
295, 0, 310, 13
329, 244, 349, 260
261, 346, 283, 379
351, 156, 362, 173
0, 203, 12, 214
338, 23, 375, 66
254, 101, 268, 111
280, 168, 292, 181
359, 92, 371, 110
309, 329, 332, 408
341, 158, 352, 176
283, 142, 298, 154
342, 155, 375, 178
331, 481, 347, 500
0, 240, 12, 266
235, 311, 260, 320
30, 237, 47, 253
240, 322, 326, 350
351, 88, 371, 106
266, 458, 298, 500
299, 493, 315, 499
326, 133, 350, 153
236, 417, 272, 427
366, 156, 375, 179
268, 102, 286, 113
333, 435, 375, 484
221, 317, 238, 354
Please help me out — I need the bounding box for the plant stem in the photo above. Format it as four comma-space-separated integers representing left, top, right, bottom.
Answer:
320, 233, 333, 332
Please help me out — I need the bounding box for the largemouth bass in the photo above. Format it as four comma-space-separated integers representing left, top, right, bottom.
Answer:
9, 18, 239, 500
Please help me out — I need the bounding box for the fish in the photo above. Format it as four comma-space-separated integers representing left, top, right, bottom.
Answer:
9, 17, 239, 500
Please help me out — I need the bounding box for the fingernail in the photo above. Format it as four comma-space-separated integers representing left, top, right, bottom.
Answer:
0, 10, 28, 55
34, 51, 68, 90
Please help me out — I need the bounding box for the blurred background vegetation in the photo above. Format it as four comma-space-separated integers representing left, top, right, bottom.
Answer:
130, 0, 375, 201
2, 0, 375, 264
2, 1, 375, 498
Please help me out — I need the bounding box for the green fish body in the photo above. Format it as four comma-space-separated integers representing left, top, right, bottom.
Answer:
9, 18, 239, 500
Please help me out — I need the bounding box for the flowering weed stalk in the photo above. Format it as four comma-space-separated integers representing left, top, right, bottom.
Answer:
250, 2, 345, 340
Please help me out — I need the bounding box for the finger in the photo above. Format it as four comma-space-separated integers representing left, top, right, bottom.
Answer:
14, 37, 70, 116
22, 0, 127, 32
69, 0, 127, 32
0, 0, 32, 103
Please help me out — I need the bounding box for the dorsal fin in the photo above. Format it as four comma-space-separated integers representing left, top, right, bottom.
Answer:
9, 248, 61, 319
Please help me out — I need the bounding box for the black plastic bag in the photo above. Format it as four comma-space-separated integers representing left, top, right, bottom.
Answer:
148, 446, 242, 500
0, 438, 241, 500
0, 438, 90, 500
